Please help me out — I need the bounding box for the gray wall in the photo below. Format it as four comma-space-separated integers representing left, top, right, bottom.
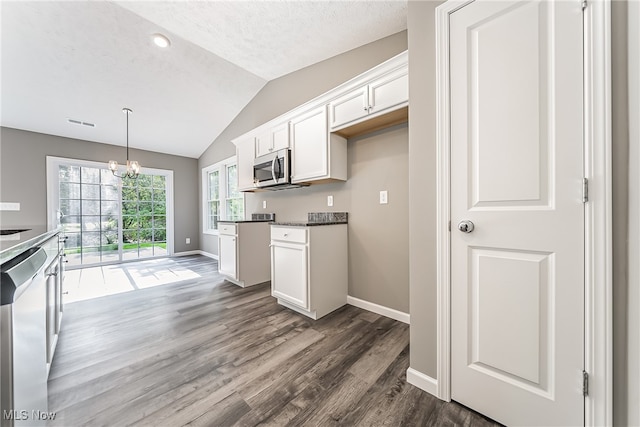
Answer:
0, 127, 199, 253
626, 1, 640, 425
407, 0, 443, 378
406, 0, 637, 424
198, 31, 409, 312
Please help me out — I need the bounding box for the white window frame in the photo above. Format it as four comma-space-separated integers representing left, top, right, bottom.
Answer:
202, 155, 245, 235
45, 156, 175, 265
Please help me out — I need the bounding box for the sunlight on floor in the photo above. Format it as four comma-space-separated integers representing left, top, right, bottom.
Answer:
64, 258, 202, 303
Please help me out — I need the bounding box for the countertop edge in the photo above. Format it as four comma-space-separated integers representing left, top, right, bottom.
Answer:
0, 228, 61, 266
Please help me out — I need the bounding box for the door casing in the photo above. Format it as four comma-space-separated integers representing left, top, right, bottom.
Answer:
432, 0, 613, 425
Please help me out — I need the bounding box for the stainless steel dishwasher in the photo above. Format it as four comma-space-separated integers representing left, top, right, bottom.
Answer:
1, 247, 50, 427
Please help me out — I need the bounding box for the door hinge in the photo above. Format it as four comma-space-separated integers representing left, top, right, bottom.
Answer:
448, 221, 451, 232
583, 370, 589, 396
583, 178, 589, 203
582, 0, 587, 11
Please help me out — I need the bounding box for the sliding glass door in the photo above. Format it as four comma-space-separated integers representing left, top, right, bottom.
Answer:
122, 174, 167, 260
48, 157, 173, 268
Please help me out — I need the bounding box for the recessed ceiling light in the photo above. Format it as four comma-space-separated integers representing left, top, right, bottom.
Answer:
152, 33, 171, 48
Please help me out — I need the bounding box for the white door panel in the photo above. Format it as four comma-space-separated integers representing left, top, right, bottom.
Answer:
450, 0, 584, 425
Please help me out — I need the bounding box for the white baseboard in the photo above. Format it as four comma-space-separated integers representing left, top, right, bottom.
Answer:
406, 368, 438, 398
173, 250, 218, 260
346, 295, 410, 324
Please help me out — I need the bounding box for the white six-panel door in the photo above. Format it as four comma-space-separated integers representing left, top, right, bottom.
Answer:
449, 1, 585, 425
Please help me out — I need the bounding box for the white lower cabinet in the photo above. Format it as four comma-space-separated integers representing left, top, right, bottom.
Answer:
270, 224, 347, 319
218, 233, 237, 279
272, 242, 308, 308
218, 222, 270, 287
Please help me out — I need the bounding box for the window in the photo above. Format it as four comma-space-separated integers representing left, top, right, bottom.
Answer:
203, 157, 244, 234
47, 156, 174, 267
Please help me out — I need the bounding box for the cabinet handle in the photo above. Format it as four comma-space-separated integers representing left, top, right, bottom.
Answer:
283, 233, 288, 237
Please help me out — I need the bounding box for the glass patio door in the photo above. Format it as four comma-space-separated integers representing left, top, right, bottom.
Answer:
50, 157, 172, 268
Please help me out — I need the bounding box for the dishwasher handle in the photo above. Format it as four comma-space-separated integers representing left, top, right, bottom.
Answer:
0, 247, 47, 305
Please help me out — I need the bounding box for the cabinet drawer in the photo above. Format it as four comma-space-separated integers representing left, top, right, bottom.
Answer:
219, 224, 237, 235
271, 226, 307, 244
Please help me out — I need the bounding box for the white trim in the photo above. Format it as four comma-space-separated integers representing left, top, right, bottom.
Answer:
173, 250, 204, 257
434, 0, 473, 403
198, 250, 218, 260
202, 155, 245, 234
434, 1, 613, 425
46, 155, 175, 258
583, 1, 613, 425
346, 295, 410, 324
0, 202, 20, 211
406, 368, 438, 397
173, 250, 219, 260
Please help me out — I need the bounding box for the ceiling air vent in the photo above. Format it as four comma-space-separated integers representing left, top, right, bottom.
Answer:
67, 118, 95, 128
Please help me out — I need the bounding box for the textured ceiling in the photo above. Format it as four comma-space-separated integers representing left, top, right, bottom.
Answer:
0, 1, 407, 159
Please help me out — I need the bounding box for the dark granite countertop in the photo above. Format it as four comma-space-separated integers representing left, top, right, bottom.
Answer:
219, 213, 275, 224
270, 221, 347, 227
218, 219, 273, 224
270, 212, 348, 227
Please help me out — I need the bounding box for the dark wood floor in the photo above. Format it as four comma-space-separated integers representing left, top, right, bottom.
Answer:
48, 255, 500, 427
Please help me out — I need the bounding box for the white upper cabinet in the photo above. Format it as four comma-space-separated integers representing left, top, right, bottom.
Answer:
236, 136, 256, 191
232, 51, 407, 189
327, 86, 370, 130
290, 106, 346, 183
329, 66, 408, 131
255, 122, 290, 158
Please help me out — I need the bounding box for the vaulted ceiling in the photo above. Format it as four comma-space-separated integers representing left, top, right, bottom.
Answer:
0, 1, 407, 158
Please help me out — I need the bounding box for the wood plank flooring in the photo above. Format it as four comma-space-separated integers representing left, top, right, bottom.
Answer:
48, 255, 500, 427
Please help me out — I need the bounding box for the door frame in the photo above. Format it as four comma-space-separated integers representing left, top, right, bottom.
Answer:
434, 0, 613, 425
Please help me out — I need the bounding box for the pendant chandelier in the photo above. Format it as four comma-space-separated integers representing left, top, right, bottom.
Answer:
108, 107, 140, 179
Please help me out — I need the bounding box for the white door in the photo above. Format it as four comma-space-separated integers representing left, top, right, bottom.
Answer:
450, 1, 585, 426
218, 234, 237, 279
291, 106, 328, 182
271, 242, 308, 309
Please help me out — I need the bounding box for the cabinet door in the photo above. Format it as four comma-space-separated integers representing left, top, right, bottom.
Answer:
271, 122, 290, 151
271, 242, 308, 309
236, 136, 256, 191
218, 234, 237, 279
328, 86, 369, 129
291, 106, 328, 182
255, 131, 272, 158
368, 67, 408, 115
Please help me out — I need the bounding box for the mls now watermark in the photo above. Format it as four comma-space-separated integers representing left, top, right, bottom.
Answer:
3, 410, 57, 421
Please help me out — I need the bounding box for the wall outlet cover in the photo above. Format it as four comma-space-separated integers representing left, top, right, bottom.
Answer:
263, 200, 267, 209
380, 191, 388, 204
186, 238, 191, 244
327, 195, 334, 207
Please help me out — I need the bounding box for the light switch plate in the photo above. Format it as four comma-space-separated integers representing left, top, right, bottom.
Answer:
380, 191, 388, 204
263, 200, 267, 209
186, 238, 191, 244
327, 195, 334, 207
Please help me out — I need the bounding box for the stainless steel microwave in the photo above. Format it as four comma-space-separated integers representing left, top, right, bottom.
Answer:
253, 148, 291, 189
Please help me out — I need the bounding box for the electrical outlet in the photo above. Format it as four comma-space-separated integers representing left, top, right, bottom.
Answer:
263, 200, 267, 209
379, 191, 388, 204
327, 195, 334, 207
186, 237, 191, 244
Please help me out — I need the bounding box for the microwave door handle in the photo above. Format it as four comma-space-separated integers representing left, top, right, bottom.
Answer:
271, 156, 278, 183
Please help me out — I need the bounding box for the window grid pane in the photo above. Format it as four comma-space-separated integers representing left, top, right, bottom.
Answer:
59, 164, 168, 266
